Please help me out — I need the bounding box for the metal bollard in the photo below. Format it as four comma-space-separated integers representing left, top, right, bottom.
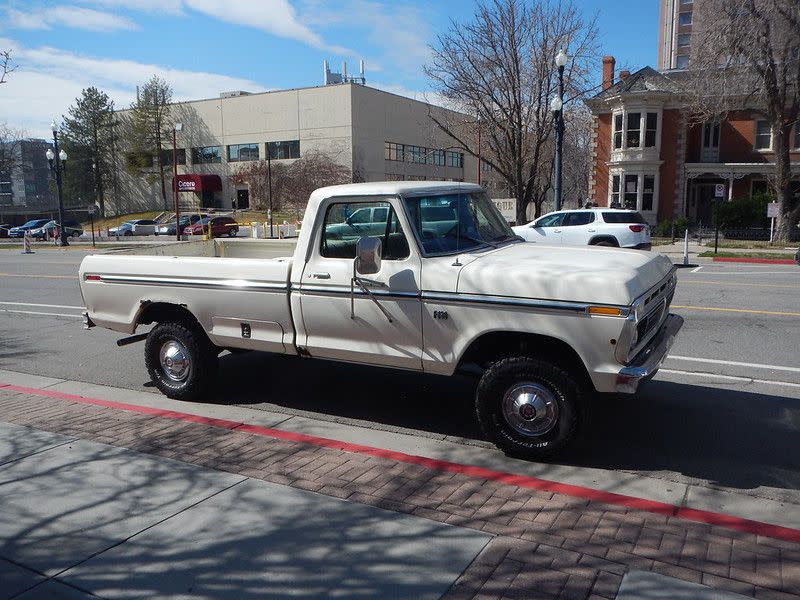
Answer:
21, 230, 34, 254
683, 229, 689, 267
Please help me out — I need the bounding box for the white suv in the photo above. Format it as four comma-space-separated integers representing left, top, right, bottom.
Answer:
513, 209, 651, 250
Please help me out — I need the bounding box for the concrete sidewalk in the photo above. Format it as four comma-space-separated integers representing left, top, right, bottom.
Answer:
0, 386, 798, 599
0, 421, 489, 599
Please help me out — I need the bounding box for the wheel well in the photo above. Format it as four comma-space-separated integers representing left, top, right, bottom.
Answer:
456, 331, 591, 386
137, 302, 202, 330
589, 235, 618, 246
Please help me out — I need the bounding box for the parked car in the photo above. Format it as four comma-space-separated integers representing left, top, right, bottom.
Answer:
184, 216, 239, 237
30, 220, 83, 239
0, 224, 10, 238
156, 214, 208, 236
512, 209, 651, 250
79, 181, 682, 460
8, 219, 51, 238
109, 219, 159, 236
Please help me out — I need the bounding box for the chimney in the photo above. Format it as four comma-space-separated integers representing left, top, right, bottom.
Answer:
619, 70, 630, 81
602, 56, 616, 91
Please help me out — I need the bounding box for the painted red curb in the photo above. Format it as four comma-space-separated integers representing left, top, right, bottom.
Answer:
712, 257, 797, 265
2, 381, 799, 544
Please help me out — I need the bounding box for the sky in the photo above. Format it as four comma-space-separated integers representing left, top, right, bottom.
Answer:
1, 0, 659, 138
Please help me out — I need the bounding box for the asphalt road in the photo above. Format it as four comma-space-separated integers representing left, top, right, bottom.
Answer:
1, 247, 800, 508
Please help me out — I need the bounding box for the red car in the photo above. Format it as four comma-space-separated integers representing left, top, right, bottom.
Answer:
184, 216, 239, 237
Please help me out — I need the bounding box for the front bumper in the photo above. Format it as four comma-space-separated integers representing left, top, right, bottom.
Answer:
615, 314, 684, 393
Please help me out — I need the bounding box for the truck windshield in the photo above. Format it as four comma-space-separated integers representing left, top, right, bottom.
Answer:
403, 192, 518, 255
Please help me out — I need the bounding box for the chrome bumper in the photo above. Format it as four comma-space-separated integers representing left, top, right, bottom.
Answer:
615, 314, 684, 394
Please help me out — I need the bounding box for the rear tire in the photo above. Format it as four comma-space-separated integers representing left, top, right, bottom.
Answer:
593, 241, 614, 247
145, 321, 218, 401
475, 356, 585, 460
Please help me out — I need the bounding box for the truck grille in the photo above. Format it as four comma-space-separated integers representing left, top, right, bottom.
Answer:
630, 273, 676, 358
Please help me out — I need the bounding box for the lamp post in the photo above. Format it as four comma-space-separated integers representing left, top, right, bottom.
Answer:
172, 123, 183, 241
45, 120, 69, 247
552, 48, 569, 212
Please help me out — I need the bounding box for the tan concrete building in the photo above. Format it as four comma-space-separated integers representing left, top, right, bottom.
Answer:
657, 0, 697, 71
113, 83, 476, 214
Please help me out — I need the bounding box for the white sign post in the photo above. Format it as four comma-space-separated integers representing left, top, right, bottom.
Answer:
767, 202, 780, 242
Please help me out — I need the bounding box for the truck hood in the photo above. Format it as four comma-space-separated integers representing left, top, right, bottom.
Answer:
456, 242, 673, 306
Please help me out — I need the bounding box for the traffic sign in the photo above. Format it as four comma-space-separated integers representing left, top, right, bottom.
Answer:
714, 184, 725, 198
767, 202, 780, 218
87, 204, 99, 216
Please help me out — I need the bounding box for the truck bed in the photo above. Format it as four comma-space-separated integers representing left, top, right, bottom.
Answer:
80, 239, 296, 354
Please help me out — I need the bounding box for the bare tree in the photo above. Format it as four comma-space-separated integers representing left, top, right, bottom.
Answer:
1, 50, 16, 86
425, 0, 598, 222
562, 104, 593, 208
0, 122, 26, 180
688, 0, 800, 241
126, 76, 174, 209
230, 151, 350, 217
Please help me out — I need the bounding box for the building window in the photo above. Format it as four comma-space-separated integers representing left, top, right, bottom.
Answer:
385, 142, 404, 161
228, 143, 259, 162
611, 175, 620, 206
642, 176, 655, 211
626, 112, 641, 148
676, 55, 689, 69
677, 34, 690, 47
427, 149, 445, 166
613, 114, 623, 149
624, 174, 638, 209
406, 145, 425, 164
191, 146, 222, 164
679, 11, 692, 25
406, 174, 427, 181
160, 148, 186, 166
267, 140, 300, 159
385, 173, 405, 181
754, 120, 772, 150
645, 113, 658, 147
446, 151, 463, 168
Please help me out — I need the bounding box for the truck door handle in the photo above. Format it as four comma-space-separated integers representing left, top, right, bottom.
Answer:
310, 272, 330, 279
588, 229, 596, 232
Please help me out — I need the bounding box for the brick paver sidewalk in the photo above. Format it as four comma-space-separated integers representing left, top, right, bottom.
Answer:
0, 387, 797, 600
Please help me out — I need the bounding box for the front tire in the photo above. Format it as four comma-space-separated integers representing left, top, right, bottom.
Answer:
145, 322, 218, 401
476, 357, 584, 460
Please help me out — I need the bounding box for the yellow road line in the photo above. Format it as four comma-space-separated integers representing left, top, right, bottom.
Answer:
0, 272, 75, 279
680, 280, 800, 289
672, 305, 800, 317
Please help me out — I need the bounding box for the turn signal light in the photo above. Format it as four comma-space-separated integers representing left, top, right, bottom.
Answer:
587, 306, 623, 316
629, 225, 644, 232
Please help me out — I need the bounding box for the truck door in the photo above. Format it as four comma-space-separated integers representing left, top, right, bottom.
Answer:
296, 197, 423, 370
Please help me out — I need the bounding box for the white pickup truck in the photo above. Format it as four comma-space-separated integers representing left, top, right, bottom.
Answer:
79, 182, 682, 459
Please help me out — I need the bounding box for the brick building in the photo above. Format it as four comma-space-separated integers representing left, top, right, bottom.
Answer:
586, 57, 800, 227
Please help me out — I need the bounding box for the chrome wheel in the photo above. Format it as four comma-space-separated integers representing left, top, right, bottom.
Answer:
501, 382, 559, 438
159, 340, 191, 382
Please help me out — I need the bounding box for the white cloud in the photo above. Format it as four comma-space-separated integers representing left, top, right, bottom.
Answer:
7, 5, 139, 32
1, 38, 267, 137
78, 0, 184, 14
185, 0, 350, 54
301, 0, 433, 74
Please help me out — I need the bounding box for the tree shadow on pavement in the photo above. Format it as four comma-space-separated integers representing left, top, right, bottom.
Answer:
0, 422, 486, 600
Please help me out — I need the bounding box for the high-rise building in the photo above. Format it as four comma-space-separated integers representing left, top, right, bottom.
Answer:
657, 0, 695, 71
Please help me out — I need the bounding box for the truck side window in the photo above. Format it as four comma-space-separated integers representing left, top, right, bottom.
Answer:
321, 201, 410, 260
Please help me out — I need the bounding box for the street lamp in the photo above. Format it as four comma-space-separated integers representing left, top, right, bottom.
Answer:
172, 122, 183, 241
46, 121, 69, 247
552, 48, 569, 212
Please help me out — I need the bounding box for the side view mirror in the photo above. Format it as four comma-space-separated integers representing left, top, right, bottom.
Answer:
355, 236, 382, 275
